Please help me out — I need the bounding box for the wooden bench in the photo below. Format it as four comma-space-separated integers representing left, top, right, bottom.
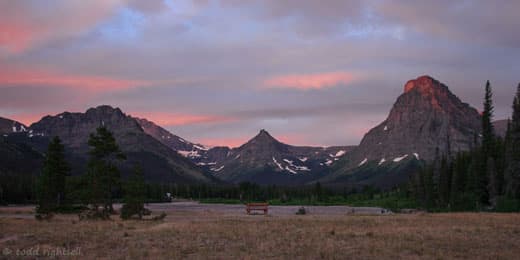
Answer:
246, 203, 269, 215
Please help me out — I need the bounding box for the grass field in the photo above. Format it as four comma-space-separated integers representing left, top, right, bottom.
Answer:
1, 206, 520, 259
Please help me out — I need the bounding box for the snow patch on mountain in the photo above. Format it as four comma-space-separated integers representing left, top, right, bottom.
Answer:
325, 159, 333, 166
272, 157, 283, 170
178, 150, 201, 158
359, 158, 368, 166
393, 154, 409, 162
197, 162, 217, 166
193, 144, 209, 151
282, 158, 311, 173
210, 165, 224, 172
335, 150, 346, 157
378, 158, 386, 165
285, 166, 297, 174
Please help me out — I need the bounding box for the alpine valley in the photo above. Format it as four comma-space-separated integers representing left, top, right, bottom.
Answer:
0, 76, 506, 188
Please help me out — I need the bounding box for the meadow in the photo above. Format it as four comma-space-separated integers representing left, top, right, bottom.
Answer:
1, 204, 520, 259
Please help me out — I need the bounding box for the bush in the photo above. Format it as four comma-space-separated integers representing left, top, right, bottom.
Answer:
78, 208, 110, 220
55, 205, 89, 214
296, 207, 307, 215
120, 204, 151, 220
35, 212, 53, 221
152, 212, 167, 221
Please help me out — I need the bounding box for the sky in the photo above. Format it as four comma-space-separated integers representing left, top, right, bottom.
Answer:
1, 0, 519, 147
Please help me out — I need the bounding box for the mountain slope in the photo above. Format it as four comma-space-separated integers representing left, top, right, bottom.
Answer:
0, 135, 44, 175
204, 129, 354, 185
493, 119, 509, 138
323, 75, 481, 186
132, 118, 357, 185
0, 117, 27, 135
27, 105, 215, 183
134, 117, 211, 160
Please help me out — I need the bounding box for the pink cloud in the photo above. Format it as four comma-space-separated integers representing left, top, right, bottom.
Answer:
0, 68, 147, 91
131, 112, 235, 127
264, 71, 356, 90
196, 137, 249, 148
4, 112, 49, 126
0, 1, 122, 53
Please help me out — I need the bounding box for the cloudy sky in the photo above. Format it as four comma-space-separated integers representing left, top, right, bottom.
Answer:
1, 0, 519, 147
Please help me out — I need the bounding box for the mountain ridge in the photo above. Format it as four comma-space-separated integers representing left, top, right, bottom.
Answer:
10, 105, 216, 184
322, 75, 482, 186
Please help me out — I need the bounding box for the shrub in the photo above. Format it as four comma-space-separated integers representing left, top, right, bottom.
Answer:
152, 212, 167, 221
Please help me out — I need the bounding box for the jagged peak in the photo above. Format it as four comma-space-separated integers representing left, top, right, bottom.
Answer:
254, 129, 274, 139
258, 129, 270, 136
247, 129, 279, 144
404, 75, 444, 94
85, 105, 124, 116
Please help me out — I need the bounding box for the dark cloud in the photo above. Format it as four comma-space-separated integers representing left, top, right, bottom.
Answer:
375, 0, 520, 48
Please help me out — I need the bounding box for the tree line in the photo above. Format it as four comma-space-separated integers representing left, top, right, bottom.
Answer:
410, 82, 520, 212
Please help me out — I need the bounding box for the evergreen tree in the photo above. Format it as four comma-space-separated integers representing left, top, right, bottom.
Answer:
487, 157, 498, 207
85, 126, 125, 218
314, 182, 323, 202
450, 153, 466, 208
505, 84, 520, 199
479, 81, 495, 205
121, 164, 148, 219
36, 136, 69, 216
438, 155, 451, 207
482, 80, 495, 154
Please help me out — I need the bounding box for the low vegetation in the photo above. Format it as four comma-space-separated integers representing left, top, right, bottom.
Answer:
1, 212, 520, 259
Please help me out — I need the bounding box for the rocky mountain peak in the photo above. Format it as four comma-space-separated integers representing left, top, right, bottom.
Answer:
339, 75, 481, 169
29, 105, 142, 150
85, 105, 125, 118
404, 75, 440, 93
246, 129, 278, 145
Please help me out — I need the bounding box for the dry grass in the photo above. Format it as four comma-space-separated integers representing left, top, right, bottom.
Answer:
1, 212, 520, 259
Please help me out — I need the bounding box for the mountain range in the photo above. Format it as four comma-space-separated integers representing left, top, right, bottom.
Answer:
0, 75, 506, 188
1, 106, 216, 184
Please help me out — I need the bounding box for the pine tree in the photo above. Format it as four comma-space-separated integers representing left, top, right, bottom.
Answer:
85, 126, 125, 218
480, 81, 495, 205
121, 164, 148, 219
36, 136, 70, 217
438, 155, 451, 207
487, 157, 498, 207
422, 165, 436, 209
505, 83, 520, 199
482, 80, 495, 154
314, 182, 323, 202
